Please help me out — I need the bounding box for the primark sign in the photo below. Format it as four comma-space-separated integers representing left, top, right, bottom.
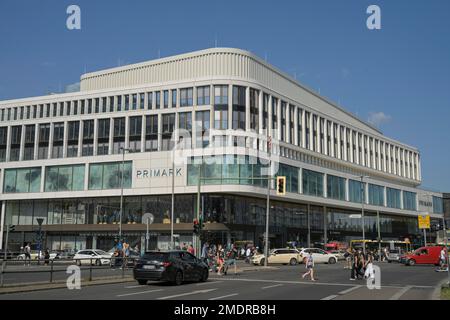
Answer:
136, 167, 183, 179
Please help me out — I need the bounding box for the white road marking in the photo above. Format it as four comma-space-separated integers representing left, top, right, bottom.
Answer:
262, 284, 284, 290
116, 289, 164, 297
389, 286, 413, 300
209, 293, 239, 300
209, 277, 358, 287
338, 286, 362, 295
157, 288, 217, 300
124, 285, 145, 289
321, 295, 338, 300
196, 281, 223, 286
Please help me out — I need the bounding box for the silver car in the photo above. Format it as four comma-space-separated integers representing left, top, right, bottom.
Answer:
387, 249, 403, 263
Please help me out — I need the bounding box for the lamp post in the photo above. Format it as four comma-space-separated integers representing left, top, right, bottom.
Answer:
36, 218, 44, 265
264, 136, 272, 268
358, 175, 370, 256
119, 147, 132, 240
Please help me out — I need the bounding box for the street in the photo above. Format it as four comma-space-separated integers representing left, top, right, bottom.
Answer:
0, 261, 446, 300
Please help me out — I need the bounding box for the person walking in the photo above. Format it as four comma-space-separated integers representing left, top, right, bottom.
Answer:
245, 246, 251, 264
122, 242, 130, 269
350, 250, 359, 280
24, 243, 31, 266
302, 252, 316, 281
216, 244, 225, 276
439, 247, 448, 271
224, 244, 238, 275
344, 248, 352, 269
44, 249, 50, 266
364, 251, 375, 279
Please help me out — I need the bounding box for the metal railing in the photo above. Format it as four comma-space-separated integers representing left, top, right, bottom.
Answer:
0, 256, 137, 287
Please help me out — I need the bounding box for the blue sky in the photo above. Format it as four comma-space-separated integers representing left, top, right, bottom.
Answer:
0, 0, 449, 191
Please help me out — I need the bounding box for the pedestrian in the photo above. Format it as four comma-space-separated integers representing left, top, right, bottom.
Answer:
302, 252, 316, 281
122, 242, 130, 269
188, 244, 195, 255
224, 244, 238, 275
217, 244, 225, 275
44, 249, 50, 266
364, 251, 375, 279
344, 248, 352, 269
245, 246, 251, 264
24, 243, 31, 266
201, 242, 209, 264
440, 247, 448, 270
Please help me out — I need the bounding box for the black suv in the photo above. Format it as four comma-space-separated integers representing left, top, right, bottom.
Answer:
133, 250, 209, 285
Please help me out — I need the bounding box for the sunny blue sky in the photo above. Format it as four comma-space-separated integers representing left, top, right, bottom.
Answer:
0, 0, 449, 191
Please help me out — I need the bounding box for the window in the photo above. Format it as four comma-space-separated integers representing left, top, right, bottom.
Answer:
9, 126, 21, 161
302, 169, 324, 197
45, 165, 85, 192
263, 93, 269, 130
349, 179, 365, 203
113, 117, 126, 154
171, 89, 177, 108
97, 119, 110, 155
124, 95, 130, 111
155, 92, 160, 109
67, 121, 79, 157
147, 92, 153, 109
145, 115, 158, 152
180, 88, 193, 107
387, 187, 401, 209
162, 114, 175, 150
232, 86, 246, 130
403, 191, 417, 211
214, 85, 228, 105
369, 184, 385, 206
196, 111, 210, 148
250, 88, 259, 131
38, 124, 50, 159
433, 196, 444, 214
23, 125, 35, 160
132, 94, 137, 110
327, 175, 346, 201
82, 120, 94, 156
197, 86, 210, 105
0, 127, 7, 162
163, 90, 169, 108
139, 93, 145, 109
129, 116, 142, 152
116, 95, 122, 112
52, 123, 65, 159
178, 112, 192, 149
272, 97, 278, 133
3, 168, 41, 193
88, 162, 132, 190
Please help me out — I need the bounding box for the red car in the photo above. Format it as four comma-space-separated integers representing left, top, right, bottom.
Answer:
402, 246, 443, 266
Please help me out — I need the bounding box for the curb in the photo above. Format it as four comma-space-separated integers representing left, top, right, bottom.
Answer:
0, 277, 134, 295
432, 279, 450, 300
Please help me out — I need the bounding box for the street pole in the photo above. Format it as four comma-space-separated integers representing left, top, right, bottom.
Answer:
377, 211, 382, 260
423, 228, 427, 247
307, 204, 311, 248
146, 218, 149, 252
119, 147, 125, 240
264, 158, 271, 268
442, 216, 450, 285
360, 176, 366, 256
170, 146, 175, 250
196, 160, 202, 258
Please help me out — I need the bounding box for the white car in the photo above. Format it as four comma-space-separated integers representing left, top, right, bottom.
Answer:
73, 249, 111, 266
299, 248, 338, 264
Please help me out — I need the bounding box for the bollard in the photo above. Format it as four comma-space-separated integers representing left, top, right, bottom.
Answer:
50, 259, 54, 283
89, 259, 93, 281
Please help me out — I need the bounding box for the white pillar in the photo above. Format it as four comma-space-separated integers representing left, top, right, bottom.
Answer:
277, 99, 281, 141
33, 123, 39, 160
78, 120, 84, 157
258, 90, 263, 136
141, 115, 146, 152
301, 109, 306, 149
286, 104, 291, 144
293, 106, 299, 146
19, 124, 25, 161
330, 122, 335, 158
5, 125, 11, 161
309, 113, 314, 151
336, 124, 341, 159
125, 116, 130, 150
47, 122, 54, 159
93, 118, 99, 156
245, 86, 250, 132
62, 120, 68, 158
108, 118, 114, 155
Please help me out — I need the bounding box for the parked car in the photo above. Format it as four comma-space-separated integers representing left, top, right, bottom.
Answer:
73, 249, 111, 266
401, 246, 443, 266
251, 248, 302, 266
299, 248, 338, 264
133, 250, 209, 286
387, 248, 404, 263
328, 250, 346, 261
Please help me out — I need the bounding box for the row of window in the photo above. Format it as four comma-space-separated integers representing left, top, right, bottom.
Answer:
0, 84, 420, 181
186, 155, 443, 213
2, 162, 132, 193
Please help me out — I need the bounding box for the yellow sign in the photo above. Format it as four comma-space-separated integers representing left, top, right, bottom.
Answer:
418, 215, 430, 229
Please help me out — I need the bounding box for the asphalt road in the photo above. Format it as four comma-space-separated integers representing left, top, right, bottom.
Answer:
0, 261, 446, 300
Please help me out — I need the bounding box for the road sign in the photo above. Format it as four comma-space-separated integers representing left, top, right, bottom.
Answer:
418, 214, 430, 229
142, 213, 154, 224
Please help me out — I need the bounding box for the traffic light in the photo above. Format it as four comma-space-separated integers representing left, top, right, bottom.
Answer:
276, 176, 286, 195
193, 219, 200, 235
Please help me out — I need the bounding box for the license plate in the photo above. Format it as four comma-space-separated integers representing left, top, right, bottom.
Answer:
143, 265, 156, 270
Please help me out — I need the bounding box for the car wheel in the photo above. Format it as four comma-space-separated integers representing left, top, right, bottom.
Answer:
328, 257, 336, 264
17, 256, 23, 260
289, 258, 297, 266
95, 259, 101, 266
200, 269, 209, 282
408, 259, 416, 266
173, 271, 183, 286
259, 258, 265, 266
137, 279, 147, 285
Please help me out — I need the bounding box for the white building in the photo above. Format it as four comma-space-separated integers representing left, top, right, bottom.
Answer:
0, 48, 444, 252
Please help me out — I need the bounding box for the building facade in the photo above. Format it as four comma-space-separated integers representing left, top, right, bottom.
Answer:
0, 48, 445, 253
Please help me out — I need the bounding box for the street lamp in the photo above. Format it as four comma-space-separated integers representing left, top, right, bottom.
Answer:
358, 175, 370, 256
119, 147, 133, 240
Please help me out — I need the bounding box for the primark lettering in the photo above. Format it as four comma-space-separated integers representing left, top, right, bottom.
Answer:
136, 168, 182, 179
